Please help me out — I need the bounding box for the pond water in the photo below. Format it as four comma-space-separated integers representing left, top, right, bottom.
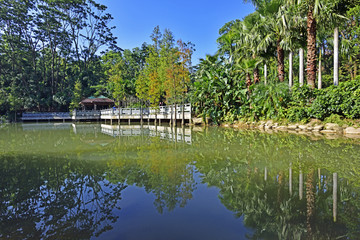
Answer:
0, 123, 360, 239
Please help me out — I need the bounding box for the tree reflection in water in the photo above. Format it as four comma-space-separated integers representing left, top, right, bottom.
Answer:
0, 155, 126, 239
105, 136, 196, 214
192, 128, 360, 239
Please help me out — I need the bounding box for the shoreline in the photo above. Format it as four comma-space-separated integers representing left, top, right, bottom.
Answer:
192, 117, 360, 139
223, 120, 360, 139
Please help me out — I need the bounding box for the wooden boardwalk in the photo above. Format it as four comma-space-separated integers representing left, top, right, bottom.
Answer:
100, 104, 191, 124
21, 104, 191, 123
21, 112, 71, 122
72, 110, 101, 121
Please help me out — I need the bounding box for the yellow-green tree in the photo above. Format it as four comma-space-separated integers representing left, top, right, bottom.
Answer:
70, 80, 82, 111
107, 59, 127, 107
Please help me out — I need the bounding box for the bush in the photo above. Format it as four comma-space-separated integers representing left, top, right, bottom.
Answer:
249, 82, 290, 120
309, 79, 360, 120
283, 84, 315, 122
324, 114, 344, 125
286, 106, 309, 122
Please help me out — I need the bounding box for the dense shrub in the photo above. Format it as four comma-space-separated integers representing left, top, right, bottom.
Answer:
309, 79, 360, 120
191, 71, 360, 123
249, 83, 290, 120
286, 106, 309, 122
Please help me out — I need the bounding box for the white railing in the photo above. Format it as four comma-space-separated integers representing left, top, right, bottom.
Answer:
73, 110, 101, 117
101, 104, 191, 117
72, 110, 101, 120
22, 104, 191, 121
22, 112, 71, 120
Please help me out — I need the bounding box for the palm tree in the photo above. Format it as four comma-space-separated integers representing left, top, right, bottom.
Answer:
259, 1, 287, 82
326, 0, 353, 86
242, 12, 267, 84
299, 48, 305, 86
316, 26, 328, 89
244, 0, 287, 83
237, 58, 258, 95
279, 4, 307, 87
288, 0, 322, 88
305, 0, 321, 89
217, 20, 241, 64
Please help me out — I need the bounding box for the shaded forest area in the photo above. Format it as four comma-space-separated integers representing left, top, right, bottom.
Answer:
0, 0, 120, 117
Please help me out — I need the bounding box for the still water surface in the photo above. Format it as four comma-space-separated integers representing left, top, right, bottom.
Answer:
0, 123, 360, 239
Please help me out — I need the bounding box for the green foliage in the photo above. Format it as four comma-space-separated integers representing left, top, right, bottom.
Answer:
136, 27, 194, 108
69, 80, 82, 111
284, 84, 315, 122
192, 70, 360, 123
190, 55, 247, 124
249, 82, 290, 120
309, 79, 360, 120
285, 106, 309, 122
324, 114, 344, 124
0, 0, 118, 115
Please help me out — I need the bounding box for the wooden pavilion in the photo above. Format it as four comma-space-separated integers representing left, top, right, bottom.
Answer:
79, 95, 114, 110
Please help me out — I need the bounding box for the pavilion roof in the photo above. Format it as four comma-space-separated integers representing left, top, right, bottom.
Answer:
80, 96, 114, 105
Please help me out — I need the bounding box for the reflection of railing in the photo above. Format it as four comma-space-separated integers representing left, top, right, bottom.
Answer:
72, 110, 101, 120
100, 104, 191, 120
100, 124, 192, 144
22, 112, 71, 121
21, 123, 72, 130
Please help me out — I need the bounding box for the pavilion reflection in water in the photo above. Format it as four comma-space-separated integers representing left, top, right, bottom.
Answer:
21, 123, 192, 144
99, 124, 192, 144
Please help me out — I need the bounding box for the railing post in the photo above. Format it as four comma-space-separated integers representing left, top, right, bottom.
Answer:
189, 104, 191, 122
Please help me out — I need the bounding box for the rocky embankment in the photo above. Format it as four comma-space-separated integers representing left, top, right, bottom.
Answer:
191, 117, 360, 138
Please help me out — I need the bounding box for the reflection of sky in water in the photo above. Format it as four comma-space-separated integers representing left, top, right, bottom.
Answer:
101, 173, 251, 240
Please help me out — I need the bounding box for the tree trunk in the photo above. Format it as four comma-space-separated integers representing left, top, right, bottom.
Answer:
277, 39, 285, 82
264, 167, 267, 181
306, 169, 315, 238
306, 8, 317, 89
289, 163, 292, 195
182, 97, 185, 126
333, 172, 338, 222
289, 51, 293, 88
253, 67, 260, 84
140, 100, 143, 125
299, 48, 304, 86
354, 61, 357, 79
318, 46, 323, 89
334, 27, 339, 86
299, 170, 303, 200
174, 103, 177, 126
246, 73, 252, 96
264, 64, 267, 85
118, 100, 121, 125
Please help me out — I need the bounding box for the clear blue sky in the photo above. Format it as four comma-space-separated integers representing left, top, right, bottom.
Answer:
100, 0, 254, 64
